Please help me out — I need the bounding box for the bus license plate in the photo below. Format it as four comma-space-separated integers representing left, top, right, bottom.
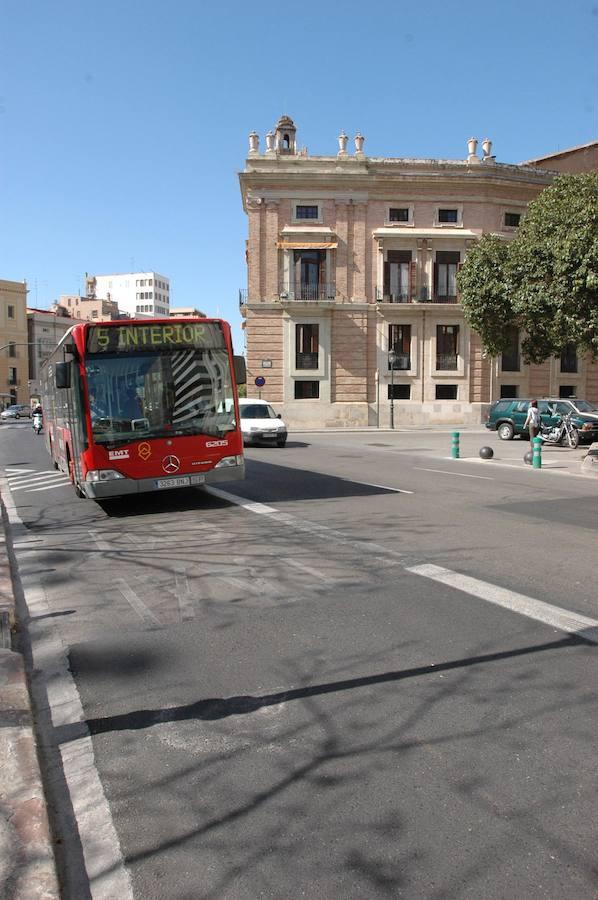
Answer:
155, 474, 205, 490
156, 476, 191, 489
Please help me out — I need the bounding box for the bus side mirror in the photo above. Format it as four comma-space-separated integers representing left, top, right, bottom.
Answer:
234, 355, 246, 385
55, 362, 71, 389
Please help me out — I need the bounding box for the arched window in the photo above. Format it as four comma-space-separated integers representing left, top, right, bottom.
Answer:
283, 134, 290, 149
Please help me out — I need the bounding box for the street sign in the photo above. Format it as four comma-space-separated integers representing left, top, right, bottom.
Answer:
255, 376, 266, 387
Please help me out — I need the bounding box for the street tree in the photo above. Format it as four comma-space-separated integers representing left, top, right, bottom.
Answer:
457, 172, 598, 363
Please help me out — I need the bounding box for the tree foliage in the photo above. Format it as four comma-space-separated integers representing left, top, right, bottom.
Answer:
456, 234, 513, 357
457, 172, 598, 363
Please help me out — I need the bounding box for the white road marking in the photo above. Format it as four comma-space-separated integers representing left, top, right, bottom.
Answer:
8, 472, 65, 486
117, 579, 161, 626
206, 486, 277, 514
5, 467, 32, 475
174, 563, 195, 620
407, 563, 598, 646
0, 477, 134, 900
414, 466, 494, 480
22, 480, 72, 493
350, 479, 414, 494
207, 485, 598, 645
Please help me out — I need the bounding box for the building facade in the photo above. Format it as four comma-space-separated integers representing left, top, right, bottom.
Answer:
239, 118, 597, 428
90, 271, 170, 318
0, 279, 29, 409
59, 293, 120, 321
27, 306, 84, 402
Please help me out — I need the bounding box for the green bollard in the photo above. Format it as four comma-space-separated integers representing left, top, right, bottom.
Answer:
532, 436, 542, 469
451, 431, 460, 459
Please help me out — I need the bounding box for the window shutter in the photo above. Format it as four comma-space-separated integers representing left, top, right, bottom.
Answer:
433, 262, 438, 297
383, 261, 390, 298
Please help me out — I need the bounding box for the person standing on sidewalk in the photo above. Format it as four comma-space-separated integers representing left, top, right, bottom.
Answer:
524, 399, 541, 446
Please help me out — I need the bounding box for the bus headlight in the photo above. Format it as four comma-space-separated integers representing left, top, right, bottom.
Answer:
86, 469, 126, 482
214, 455, 244, 468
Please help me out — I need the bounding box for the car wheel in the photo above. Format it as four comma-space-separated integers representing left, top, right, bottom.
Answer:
497, 422, 514, 441
15, 413, 20, 419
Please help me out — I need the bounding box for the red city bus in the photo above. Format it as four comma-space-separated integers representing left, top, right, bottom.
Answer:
40, 318, 246, 499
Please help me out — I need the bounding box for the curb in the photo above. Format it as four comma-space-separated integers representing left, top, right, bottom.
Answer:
0, 514, 60, 899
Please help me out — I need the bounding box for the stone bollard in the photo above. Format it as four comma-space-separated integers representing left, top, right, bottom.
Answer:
451, 431, 460, 459
532, 436, 542, 469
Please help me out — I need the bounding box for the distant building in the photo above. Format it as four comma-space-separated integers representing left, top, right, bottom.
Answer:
169, 306, 205, 318
27, 306, 84, 402
59, 293, 120, 321
0, 279, 29, 408
88, 271, 171, 318
522, 141, 598, 175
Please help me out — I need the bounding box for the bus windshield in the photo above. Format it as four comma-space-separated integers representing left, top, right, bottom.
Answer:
85, 347, 236, 444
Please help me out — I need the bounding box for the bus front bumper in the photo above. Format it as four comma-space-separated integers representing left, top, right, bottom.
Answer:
82, 460, 245, 499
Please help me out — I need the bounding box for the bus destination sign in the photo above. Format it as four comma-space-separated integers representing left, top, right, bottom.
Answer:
87, 322, 225, 354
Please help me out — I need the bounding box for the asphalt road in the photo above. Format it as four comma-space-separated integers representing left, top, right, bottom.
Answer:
1, 421, 597, 899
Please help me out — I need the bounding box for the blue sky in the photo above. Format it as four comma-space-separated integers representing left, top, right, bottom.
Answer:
1, 0, 596, 353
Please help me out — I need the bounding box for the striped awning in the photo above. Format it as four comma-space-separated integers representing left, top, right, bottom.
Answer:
276, 241, 338, 249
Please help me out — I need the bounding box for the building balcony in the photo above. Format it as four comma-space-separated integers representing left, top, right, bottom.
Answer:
436, 354, 459, 371
279, 283, 337, 302
388, 353, 411, 370
376, 286, 459, 304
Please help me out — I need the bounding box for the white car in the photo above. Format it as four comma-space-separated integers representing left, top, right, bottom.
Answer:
238, 398, 288, 447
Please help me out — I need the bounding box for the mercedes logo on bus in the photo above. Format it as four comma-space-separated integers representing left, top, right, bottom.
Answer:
162, 455, 181, 474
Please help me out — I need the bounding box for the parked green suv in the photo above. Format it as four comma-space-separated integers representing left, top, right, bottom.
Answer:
485, 398, 598, 442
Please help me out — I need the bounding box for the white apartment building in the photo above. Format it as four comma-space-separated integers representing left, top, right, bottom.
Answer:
91, 272, 171, 318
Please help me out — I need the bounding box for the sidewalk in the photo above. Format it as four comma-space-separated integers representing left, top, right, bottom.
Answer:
0, 511, 60, 898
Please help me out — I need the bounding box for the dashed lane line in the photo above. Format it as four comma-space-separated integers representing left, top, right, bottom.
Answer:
205, 485, 598, 646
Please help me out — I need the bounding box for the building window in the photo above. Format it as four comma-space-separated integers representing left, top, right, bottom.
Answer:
559, 385, 577, 398
149, 279, 153, 286
293, 250, 326, 300
500, 384, 518, 398
296, 324, 319, 369
435, 384, 458, 400
384, 251, 411, 302
8, 343, 16, 358
91, 310, 98, 318
389, 207, 409, 223
438, 208, 458, 224
8, 367, 17, 385
504, 212, 521, 227
436, 324, 459, 370
10, 389, 17, 404
560, 344, 577, 373
294, 380, 320, 399
501, 325, 520, 371
295, 205, 319, 220
7, 305, 15, 319
388, 384, 411, 400
388, 324, 411, 370
434, 252, 460, 301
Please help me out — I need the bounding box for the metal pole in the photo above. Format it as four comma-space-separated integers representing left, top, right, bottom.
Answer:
388, 350, 396, 430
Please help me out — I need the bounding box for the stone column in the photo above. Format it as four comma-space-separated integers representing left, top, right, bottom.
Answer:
265, 201, 279, 301
334, 202, 349, 299
246, 198, 263, 301
352, 203, 367, 300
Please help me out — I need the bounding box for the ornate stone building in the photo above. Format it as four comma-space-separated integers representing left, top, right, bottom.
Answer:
239, 118, 597, 428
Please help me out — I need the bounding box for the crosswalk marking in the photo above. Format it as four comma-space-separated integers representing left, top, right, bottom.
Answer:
5, 467, 71, 493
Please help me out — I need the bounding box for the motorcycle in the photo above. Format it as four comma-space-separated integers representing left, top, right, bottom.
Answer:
539, 412, 579, 449
32, 412, 43, 434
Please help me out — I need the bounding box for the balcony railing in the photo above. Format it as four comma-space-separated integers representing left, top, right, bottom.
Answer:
436, 354, 459, 371
388, 353, 411, 370
239, 289, 247, 308
376, 286, 458, 304
296, 352, 319, 370
279, 283, 337, 302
